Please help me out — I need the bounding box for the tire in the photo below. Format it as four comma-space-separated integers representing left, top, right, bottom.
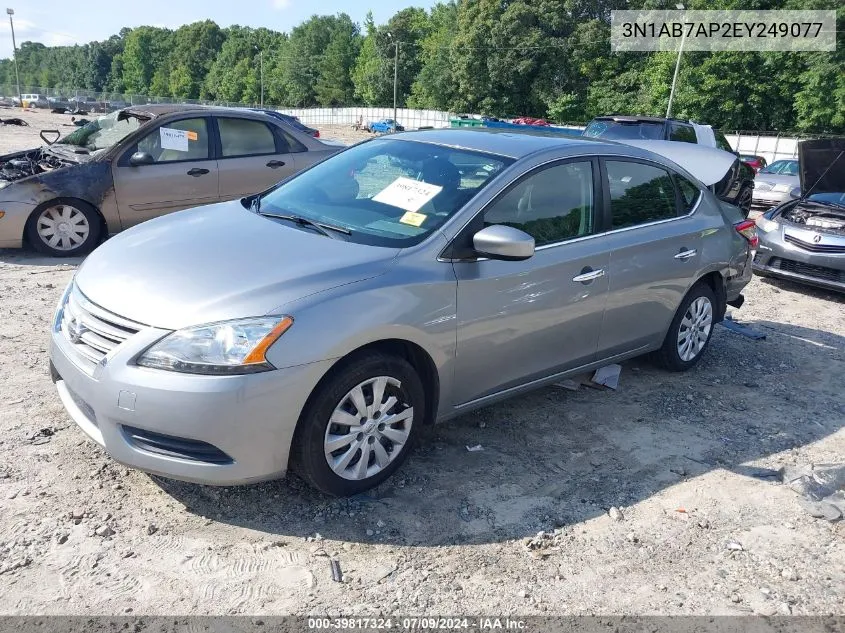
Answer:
736, 184, 753, 217
291, 352, 425, 496
26, 199, 101, 257
654, 282, 717, 372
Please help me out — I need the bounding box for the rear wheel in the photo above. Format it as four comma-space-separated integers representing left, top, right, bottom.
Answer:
26, 199, 101, 257
737, 184, 753, 216
654, 282, 717, 372
291, 352, 425, 496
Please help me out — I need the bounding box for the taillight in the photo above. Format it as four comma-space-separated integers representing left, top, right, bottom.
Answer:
314, 130, 320, 138
735, 219, 759, 248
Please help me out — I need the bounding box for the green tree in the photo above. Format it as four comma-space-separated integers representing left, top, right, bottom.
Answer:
314, 15, 360, 106
409, 2, 459, 110
167, 21, 225, 99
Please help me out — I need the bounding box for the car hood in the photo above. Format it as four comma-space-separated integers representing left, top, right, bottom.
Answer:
798, 138, 845, 196
755, 173, 799, 186
75, 202, 400, 330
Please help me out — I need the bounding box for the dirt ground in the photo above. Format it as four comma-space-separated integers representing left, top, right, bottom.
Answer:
0, 107, 843, 617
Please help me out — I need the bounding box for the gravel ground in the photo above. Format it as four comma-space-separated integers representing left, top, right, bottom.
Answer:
1, 108, 843, 616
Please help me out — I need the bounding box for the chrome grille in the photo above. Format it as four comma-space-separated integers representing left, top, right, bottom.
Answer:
60, 286, 142, 368
784, 233, 845, 254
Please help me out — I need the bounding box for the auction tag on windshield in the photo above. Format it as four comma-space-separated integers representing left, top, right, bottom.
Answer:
160, 127, 189, 152
186, 131, 198, 141
373, 177, 443, 212
399, 211, 427, 227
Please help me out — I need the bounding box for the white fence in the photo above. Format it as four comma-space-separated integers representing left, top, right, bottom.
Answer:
282, 107, 811, 165
279, 106, 455, 129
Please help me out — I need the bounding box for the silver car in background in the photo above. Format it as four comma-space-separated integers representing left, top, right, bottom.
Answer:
754, 138, 845, 292
49, 130, 756, 496
749, 159, 800, 218
0, 105, 341, 256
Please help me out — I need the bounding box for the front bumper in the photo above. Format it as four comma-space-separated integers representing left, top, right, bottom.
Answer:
49, 315, 335, 485
753, 226, 845, 293
749, 191, 789, 218
0, 200, 38, 248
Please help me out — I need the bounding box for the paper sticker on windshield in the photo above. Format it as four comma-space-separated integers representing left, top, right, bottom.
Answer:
186, 131, 198, 141
160, 127, 189, 152
399, 211, 427, 227
373, 177, 443, 212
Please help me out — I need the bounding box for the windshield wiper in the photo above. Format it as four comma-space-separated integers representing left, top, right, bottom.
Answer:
257, 210, 351, 238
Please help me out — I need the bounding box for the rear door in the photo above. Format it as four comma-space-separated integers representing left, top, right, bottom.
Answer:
214, 116, 299, 200
452, 158, 610, 405
112, 116, 218, 228
594, 159, 704, 358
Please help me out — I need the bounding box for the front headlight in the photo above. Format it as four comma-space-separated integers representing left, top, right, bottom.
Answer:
137, 316, 293, 375
53, 280, 74, 332
772, 183, 793, 193
755, 215, 779, 233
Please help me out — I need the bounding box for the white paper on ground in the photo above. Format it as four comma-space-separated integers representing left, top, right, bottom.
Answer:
160, 127, 189, 152
591, 364, 622, 390
372, 177, 443, 212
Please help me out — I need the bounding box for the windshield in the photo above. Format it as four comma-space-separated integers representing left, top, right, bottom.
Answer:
761, 160, 798, 175
584, 120, 664, 140
807, 192, 845, 207
58, 110, 146, 152
257, 138, 513, 246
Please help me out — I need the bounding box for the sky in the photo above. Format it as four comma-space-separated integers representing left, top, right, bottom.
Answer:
0, 0, 439, 60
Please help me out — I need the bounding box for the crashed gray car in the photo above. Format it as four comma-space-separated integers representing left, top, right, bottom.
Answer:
49, 130, 755, 495
754, 138, 845, 293
0, 105, 340, 256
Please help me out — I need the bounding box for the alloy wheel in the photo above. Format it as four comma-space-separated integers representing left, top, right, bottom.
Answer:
324, 376, 414, 481
36, 204, 90, 251
677, 296, 713, 362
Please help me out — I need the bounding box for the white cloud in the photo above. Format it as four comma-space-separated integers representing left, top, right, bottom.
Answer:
272, 0, 292, 9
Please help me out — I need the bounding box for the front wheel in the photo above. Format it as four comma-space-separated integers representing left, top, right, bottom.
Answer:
26, 199, 101, 257
291, 352, 425, 496
654, 282, 717, 372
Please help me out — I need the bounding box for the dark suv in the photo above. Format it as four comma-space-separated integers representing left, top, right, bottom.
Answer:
584, 115, 755, 215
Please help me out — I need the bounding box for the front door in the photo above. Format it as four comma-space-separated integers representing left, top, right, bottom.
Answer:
595, 159, 704, 357
215, 116, 299, 200
112, 116, 218, 229
452, 159, 610, 405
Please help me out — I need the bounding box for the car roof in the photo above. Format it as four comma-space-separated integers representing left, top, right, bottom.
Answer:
124, 104, 267, 118
591, 114, 706, 127
390, 128, 613, 159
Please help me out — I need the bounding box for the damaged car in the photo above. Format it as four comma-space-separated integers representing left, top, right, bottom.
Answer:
0, 105, 342, 256
753, 138, 845, 293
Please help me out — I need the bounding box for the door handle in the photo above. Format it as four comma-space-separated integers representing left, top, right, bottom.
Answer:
674, 249, 697, 260
187, 168, 209, 177
266, 160, 286, 168
572, 268, 606, 283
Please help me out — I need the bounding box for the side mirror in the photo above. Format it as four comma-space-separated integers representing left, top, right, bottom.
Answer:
472, 225, 535, 261
129, 151, 154, 167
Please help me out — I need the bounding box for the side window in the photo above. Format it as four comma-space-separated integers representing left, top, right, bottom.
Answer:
669, 123, 697, 144
606, 161, 677, 230
715, 131, 734, 153
676, 174, 701, 212
276, 128, 307, 154
136, 118, 209, 163
218, 118, 277, 158
483, 161, 594, 247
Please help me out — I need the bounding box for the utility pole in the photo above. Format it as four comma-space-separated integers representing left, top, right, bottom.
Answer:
260, 50, 264, 108
6, 8, 22, 110
666, 4, 686, 119
392, 40, 400, 129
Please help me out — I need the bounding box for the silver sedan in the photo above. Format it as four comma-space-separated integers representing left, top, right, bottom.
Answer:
49, 130, 755, 495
